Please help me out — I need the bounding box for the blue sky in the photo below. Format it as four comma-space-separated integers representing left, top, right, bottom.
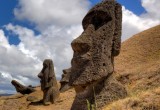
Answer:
0, 0, 159, 94
90, 0, 146, 15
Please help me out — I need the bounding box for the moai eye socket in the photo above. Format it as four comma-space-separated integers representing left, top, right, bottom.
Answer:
92, 12, 112, 30
92, 16, 104, 30
82, 11, 112, 30
43, 63, 48, 68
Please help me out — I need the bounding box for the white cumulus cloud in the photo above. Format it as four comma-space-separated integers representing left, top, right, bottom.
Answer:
122, 0, 160, 40
14, 0, 90, 30
0, 29, 40, 93
5, 23, 83, 79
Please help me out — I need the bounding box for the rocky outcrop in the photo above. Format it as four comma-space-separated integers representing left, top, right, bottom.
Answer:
38, 59, 59, 105
11, 80, 35, 95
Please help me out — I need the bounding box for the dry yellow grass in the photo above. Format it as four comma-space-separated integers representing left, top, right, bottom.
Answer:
104, 87, 160, 110
115, 25, 160, 93
0, 87, 75, 110
28, 87, 75, 110
0, 25, 160, 110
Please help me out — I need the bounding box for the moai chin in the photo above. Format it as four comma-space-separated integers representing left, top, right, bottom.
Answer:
60, 0, 127, 110
38, 59, 59, 105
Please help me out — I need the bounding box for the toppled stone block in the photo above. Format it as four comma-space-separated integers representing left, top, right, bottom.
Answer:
11, 80, 35, 95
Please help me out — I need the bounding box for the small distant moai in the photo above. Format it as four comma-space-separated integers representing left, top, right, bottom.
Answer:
60, 0, 127, 110
59, 68, 72, 92
38, 59, 59, 105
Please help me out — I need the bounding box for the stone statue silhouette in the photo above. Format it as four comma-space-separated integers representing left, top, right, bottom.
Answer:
60, 0, 127, 109
11, 80, 35, 94
38, 59, 59, 105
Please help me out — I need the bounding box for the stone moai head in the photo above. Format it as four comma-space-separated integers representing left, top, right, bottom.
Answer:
60, 0, 122, 91
59, 68, 72, 92
11, 80, 35, 94
70, 0, 122, 86
38, 59, 55, 90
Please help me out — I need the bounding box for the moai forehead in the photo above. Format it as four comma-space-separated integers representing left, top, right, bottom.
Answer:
68, 0, 122, 86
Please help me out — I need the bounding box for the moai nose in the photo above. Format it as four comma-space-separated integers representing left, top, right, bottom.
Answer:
71, 40, 90, 54
71, 24, 94, 54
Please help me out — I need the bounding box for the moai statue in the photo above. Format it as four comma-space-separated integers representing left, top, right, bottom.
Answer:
11, 80, 35, 94
60, 0, 127, 110
38, 59, 59, 105
59, 68, 72, 92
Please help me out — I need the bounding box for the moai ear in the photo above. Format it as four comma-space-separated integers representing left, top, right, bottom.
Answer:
49, 61, 51, 78
49, 60, 54, 78
112, 2, 122, 56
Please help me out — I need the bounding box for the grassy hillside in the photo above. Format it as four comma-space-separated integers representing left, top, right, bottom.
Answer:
104, 25, 160, 110
115, 25, 160, 93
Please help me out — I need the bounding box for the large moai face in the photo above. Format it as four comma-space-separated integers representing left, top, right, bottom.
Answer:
60, 0, 122, 90
70, 1, 121, 86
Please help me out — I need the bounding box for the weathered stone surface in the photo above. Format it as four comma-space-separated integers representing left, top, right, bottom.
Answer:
11, 80, 35, 95
60, 0, 127, 110
70, 0, 122, 86
38, 59, 59, 105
